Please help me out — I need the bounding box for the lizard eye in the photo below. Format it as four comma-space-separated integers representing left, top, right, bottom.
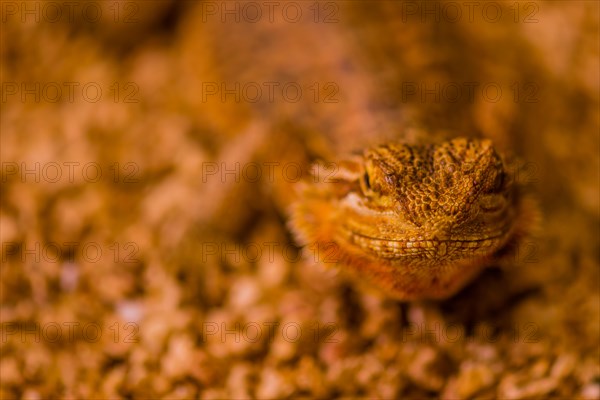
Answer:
493, 171, 505, 192
363, 172, 371, 190
360, 171, 372, 195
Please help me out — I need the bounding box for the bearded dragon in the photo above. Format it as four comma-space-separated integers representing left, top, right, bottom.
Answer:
290, 138, 538, 301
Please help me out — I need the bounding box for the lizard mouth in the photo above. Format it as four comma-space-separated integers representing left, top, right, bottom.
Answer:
339, 228, 511, 259
337, 192, 514, 258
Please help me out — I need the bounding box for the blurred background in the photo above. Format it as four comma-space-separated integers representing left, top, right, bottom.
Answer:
1, 1, 598, 398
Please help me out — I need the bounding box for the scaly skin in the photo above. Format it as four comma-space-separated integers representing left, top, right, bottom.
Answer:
290, 138, 538, 300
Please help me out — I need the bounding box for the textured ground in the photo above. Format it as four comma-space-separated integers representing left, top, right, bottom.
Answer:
1, 1, 599, 399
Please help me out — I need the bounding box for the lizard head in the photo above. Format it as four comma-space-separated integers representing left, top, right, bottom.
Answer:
290, 137, 534, 300
336, 138, 517, 263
